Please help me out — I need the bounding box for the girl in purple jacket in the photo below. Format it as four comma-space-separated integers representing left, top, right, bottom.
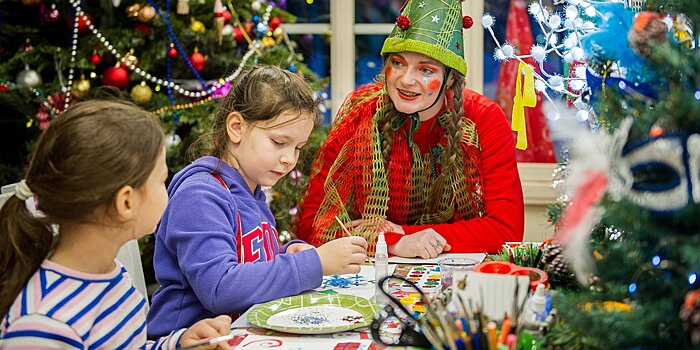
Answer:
147, 66, 368, 337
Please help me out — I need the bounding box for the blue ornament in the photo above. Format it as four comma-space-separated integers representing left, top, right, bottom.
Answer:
255, 22, 269, 38
252, 15, 260, 24
288, 64, 297, 73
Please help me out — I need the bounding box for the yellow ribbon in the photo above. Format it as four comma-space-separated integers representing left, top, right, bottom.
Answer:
512, 62, 536, 150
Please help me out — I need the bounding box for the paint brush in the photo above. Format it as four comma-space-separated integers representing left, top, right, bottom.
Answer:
176, 334, 237, 350
334, 215, 353, 236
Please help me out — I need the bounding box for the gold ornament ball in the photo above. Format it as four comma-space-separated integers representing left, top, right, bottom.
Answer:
130, 83, 153, 105
261, 37, 275, 48
138, 5, 157, 23
273, 27, 284, 39
71, 78, 91, 99
126, 3, 141, 20
190, 19, 206, 33
123, 51, 139, 67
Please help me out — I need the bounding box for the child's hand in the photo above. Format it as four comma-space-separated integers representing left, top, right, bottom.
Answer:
316, 236, 367, 275
180, 315, 233, 349
286, 243, 315, 253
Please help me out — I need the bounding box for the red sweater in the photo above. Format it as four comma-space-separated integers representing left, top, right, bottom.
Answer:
296, 88, 524, 253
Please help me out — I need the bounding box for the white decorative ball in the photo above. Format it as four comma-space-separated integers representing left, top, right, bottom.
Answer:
494, 48, 506, 61
531, 45, 547, 63
548, 75, 563, 87
501, 44, 514, 58
528, 3, 541, 16
569, 79, 585, 91
251, 1, 261, 11
564, 18, 575, 30
481, 14, 495, 29
566, 6, 579, 19
571, 47, 584, 60
584, 6, 597, 17
564, 36, 577, 49
563, 52, 574, 63
534, 79, 547, 92
548, 15, 561, 29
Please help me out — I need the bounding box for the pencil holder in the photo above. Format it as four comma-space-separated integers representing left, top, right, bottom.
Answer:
474, 261, 548, 291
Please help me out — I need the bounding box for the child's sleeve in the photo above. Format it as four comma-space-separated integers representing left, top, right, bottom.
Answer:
1, 314, 84, 349
145, 328, 187, 350
164, 182, 323, 315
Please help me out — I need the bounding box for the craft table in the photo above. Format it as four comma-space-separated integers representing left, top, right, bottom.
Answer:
226, 254, 486, 349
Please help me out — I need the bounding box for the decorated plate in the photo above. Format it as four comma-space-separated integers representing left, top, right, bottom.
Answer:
247, 293, 380, 334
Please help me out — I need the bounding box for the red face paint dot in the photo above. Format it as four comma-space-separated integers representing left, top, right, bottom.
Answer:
427, 79, 441, 92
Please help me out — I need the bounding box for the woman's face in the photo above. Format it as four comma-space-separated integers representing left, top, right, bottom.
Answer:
385, 51, 449, 120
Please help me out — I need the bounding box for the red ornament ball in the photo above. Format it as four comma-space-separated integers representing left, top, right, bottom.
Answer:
69, 13, 92, 35
463, 16, 473, 29
190, 51, 206, 71
102, 66, 129, 90
269, 17, 282, 30
134, 22, 151, 36
396, 15, 410, 30
169, 47, 178, 58
89, 53, 102, 66
222, 10, 232, 24
234, 27, 245, 44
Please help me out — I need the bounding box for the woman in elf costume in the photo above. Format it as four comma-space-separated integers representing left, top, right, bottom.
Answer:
294, 0, 524, 257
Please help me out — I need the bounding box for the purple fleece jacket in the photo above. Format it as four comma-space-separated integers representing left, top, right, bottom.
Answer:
146, 156, 323, 338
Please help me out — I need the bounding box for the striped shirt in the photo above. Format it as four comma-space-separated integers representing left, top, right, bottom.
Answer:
0, 259, 186, 349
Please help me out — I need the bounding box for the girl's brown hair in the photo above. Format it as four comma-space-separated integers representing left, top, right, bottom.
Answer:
0, 99, 164, 316
190, 65, 319, 160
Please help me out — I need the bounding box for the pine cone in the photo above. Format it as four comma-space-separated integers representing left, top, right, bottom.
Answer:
542, 241, 570, 277
680, 289, 700, 344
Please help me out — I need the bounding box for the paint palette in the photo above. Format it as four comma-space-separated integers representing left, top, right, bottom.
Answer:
386, 264, 442, 316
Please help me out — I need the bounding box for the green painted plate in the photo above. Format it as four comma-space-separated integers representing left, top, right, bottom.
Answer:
247, 293, 380, 334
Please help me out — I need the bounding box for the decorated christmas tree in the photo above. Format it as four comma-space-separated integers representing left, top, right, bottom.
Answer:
0, 0, 326, 233
539, 0, 700, 348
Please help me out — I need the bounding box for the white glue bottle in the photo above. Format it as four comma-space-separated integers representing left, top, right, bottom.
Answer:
527, 283, 548, 323
372, 231, 389, 305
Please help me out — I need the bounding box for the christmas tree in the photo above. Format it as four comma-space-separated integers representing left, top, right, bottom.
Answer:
0, 0, 326, 233
539, 0, 700, 348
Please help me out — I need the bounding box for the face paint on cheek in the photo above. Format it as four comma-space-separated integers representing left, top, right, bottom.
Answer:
427, 79, 441, 92
386, 66, 392, 79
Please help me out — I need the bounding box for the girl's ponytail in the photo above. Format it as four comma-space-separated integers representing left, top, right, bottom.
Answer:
0, 192, 53, 316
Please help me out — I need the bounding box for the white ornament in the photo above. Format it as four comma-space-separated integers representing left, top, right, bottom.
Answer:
584, 6, 597, 17
112, 0, 121, 6
548, 75, 564, 88
564, 36, 577, 49
494, 48, 506, 61
534, 79, 547, 92
571, 47, 584, 60
531, 45, 547, 63
569, 79, 585, 91
548, 15, 562, 29
501, 44, 514, 58
563, 52, 575, 63
222, 24, 233, 36
165, 133, 182, 148
566, 6, 579, 19
529, 3, 541, 16
481, 14, 495, 29
564, 18, 575, 30
431, 15, 440, 23
251, 1, 261, 11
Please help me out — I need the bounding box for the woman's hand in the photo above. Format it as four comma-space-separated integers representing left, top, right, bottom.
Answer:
286, 243, 315, 254
351, 219, 406, 235
388, 229, 451, 258
316, 236, 368, 275
180, 315, 233, 349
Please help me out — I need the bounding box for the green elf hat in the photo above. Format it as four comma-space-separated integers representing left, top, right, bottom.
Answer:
381, 0, 473, 76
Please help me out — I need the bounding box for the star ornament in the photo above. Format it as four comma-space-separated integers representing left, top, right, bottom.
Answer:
431, 15, 440, 23
418, 1, 425, 8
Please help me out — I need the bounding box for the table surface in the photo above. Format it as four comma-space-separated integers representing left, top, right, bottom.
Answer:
227, 253, 488, 349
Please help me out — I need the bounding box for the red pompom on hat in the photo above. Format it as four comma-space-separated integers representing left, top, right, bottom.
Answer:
463, 15, 473, 29
396, 15, 410, 30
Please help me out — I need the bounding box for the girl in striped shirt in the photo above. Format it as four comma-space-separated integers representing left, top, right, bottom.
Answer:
0, 100, 233, 349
